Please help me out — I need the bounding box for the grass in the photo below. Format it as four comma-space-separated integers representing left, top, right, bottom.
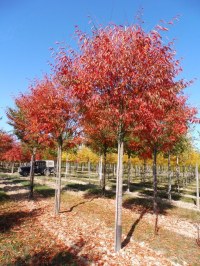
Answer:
10, 179, 30, 187
0, 174, 200, 265
167, 206, 200, 223
0, 173, 19, 178
64, 182, 97, 192
60, 192, 200, 265
2, 171, 197, 207
34, 184, 55, 198
37, 174, 199, 208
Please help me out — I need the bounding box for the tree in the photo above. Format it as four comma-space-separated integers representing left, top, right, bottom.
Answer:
58, 22, 189, 251
135, 94, 196, 213
20, 76, 78, 215
2, 142, 30, 173
0, 131, 13, 159
81, 101, 116, 194
7, 95, 49, 199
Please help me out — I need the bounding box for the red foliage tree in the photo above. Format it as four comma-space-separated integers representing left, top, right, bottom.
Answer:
59, 23, 194, 251
2, 142, 30, 173
81, 100, 116, 194
20, 76, 78, 214
0, 131, 13, 160
7, 94, 50, 199
135, 94, 196, 213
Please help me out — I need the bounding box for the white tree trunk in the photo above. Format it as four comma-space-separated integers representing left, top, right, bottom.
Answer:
114, 140, 124, 252
153, 147, 158, 214
55, 144, 62, 215
99, 155, 103, 186
168, 152, 172, 201
65, 157, 69, 178
127, 154, 131, 192
88, 160, 91, 183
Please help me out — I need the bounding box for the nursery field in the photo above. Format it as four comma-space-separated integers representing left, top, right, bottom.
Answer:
0, 173, 200, 265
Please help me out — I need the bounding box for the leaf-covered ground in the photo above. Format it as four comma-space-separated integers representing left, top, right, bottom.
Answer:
0, 176, 200, 265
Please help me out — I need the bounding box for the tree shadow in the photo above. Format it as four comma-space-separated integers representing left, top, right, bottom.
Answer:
10, 179, 29, 185
63, 183, 97, 192
122, 208, 147, 248
111, 184, 130, 193
34, 185, 55, 198
12, 251, 79, 266
3, 185, 29, 193
0, 188, 10, 202
4, 192, 30, 201
11, 240, 93, 265
0, 180, 16, 185
0, 177, 28, 184
170, 192, 183, 201
0, 209, 40, 233
123, 196, 174, 215
129, 181, 153, 189
84, 188, 116, 199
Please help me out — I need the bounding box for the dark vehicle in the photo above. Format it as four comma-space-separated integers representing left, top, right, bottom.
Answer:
18, 160, 55, 177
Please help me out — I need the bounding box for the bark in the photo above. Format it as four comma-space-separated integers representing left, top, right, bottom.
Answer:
88, 160, 91, 183
127, 153, 131, 192
55, 143, 62, 215
99, 155, 103, 186
196, 164, 200, 210
176, 156, 180, 193
153, 147, 158, 214
183, 165, 185, 187
29, 147, 36, 200
65, 157, 69, 179
113, 164, 116, 178
102, 151, 107, 195
167, 152, 172, 201
11, 162, 14, 174
143, 159, 147, 182
114, 138, 124, 252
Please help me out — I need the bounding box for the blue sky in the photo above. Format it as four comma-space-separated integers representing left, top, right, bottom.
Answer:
0, 0, 200, 147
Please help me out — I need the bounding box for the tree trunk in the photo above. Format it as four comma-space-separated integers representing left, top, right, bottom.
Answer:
196, 164, 200, 210
88, 160, 91, 183
11, 162, 14, 174
102, 151, 107, 195
113, 164, 116, 178
168, 152, 172, 201
29, 147, 36, 200
143, 158, 147, 182
183, 165, 185, 187
114, 139, 124, 252
153, 147, 158, 214
55, 144, 62, 215
127, 153, 131, 192
65, 156, 69, 179
99, 155, 103, 186
176, 156, 180, 193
